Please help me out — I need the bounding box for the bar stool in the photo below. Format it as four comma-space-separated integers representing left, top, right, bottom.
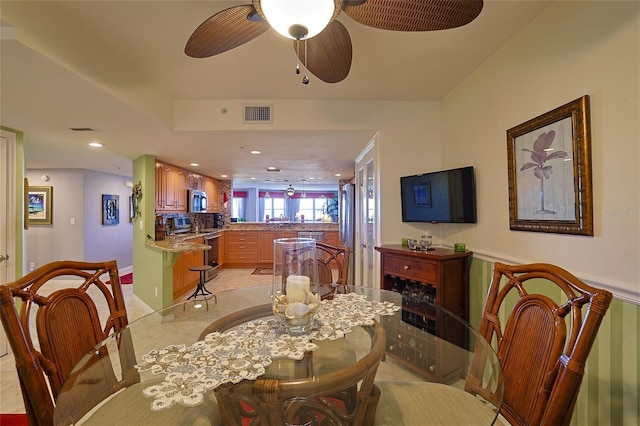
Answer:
186, 265, 216, 310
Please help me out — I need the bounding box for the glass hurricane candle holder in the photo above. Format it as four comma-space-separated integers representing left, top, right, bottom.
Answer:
272, 238, 320, 333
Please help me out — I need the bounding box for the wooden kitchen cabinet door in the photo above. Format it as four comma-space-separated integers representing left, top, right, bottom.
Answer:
204, 177, 220, 212
188, 173, 204, 190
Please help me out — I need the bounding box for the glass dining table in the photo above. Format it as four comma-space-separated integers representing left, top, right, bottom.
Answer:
53, 285, 503, 425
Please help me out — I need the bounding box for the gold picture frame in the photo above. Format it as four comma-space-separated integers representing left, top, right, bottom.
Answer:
28, 185, 53, 225
506, 95, 593, 236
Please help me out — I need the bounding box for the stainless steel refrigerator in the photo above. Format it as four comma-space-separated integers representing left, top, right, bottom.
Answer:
340, 183, 356, 284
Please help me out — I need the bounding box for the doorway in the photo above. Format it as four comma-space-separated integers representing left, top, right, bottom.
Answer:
354, 137, 377, 288
0, 129, 18, 356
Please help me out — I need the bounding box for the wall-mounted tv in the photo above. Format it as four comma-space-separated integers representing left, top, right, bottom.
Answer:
401, 166, 477, 223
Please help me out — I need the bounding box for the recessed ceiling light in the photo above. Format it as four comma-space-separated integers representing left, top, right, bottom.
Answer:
250, 150, 261, 155
335, 173, 341, 177
88, 142, 103, 148
250, 177, 256, 180
190, 163, 199, 167
308, 177, 315, 180
221, 174, 228, 178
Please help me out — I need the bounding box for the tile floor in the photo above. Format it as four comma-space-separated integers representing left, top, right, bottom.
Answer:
0, 268, 420, 415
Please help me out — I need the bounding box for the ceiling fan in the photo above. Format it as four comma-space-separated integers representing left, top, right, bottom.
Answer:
185, 0, 483, 84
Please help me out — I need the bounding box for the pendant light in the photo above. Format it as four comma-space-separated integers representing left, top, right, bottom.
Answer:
264, 180, 271, 199
286, 185, 295, 197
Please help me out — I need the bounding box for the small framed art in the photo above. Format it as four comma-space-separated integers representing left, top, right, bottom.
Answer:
28, 186, 53, 225
102, 194, 119, 225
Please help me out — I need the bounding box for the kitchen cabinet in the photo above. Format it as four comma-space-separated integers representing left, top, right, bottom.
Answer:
155, 164, 165, 211
172, 236, 206, 300
188, 172, 204, 191
226, 231, 258, 265
257, 231, 297, 264
218, 231, 226, 266
156, 161, 187, 213
375, 245, 472, 382
324, 231, 339, 246
204, 176, 221, 212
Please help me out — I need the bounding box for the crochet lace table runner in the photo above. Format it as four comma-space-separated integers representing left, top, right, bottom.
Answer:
134, 293, 400, 411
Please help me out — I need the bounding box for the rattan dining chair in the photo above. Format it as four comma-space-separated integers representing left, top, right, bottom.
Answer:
313, 241, 351, 299
374, 262, 612, 426
0, 260, 138, 426
472, 262, 612, 426
283, 241, 350, 300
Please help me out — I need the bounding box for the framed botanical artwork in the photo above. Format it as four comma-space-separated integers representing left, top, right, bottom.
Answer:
28, 186, 53, 225
506, 95, 593, 236
102, 194, 119, 225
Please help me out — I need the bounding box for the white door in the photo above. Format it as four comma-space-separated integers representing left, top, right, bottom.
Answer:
0, 130, 17, 356
354, 138, 377, 288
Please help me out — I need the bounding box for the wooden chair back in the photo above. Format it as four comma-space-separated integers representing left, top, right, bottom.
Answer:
313, 241, 350, 297
0, 260, 137, 425
281, 241, 350, 300
478, 262, 612, 426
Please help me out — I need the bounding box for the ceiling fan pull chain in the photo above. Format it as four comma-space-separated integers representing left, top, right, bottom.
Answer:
296, 39, 301, 75
302, 38, 310, 85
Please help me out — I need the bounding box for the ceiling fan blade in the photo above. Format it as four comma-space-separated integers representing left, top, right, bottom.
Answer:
294, 20, 352, 84
343, 0, 483, 31
185, 5, 270, 58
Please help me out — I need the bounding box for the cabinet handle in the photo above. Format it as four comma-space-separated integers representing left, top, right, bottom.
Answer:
404, 265, 410, 270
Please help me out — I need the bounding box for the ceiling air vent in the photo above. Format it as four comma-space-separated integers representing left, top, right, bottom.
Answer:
243, 104, 272, 123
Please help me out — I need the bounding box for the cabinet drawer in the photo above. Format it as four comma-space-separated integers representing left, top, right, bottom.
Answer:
227, 232, 258, 243
227, 241, 257, 252
226, 251, 258, 263
384, 255, 437, 282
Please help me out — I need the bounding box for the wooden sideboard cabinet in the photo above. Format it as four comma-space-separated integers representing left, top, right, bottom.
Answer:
375, 245, 472, 381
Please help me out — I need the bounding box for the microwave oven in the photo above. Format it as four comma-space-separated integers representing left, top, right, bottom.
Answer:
188, 190, 208, 213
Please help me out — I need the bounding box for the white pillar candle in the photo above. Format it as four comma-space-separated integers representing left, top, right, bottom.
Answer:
286, 275, 310, 303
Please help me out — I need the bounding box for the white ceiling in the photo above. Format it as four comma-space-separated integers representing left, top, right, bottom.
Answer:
0, 0, 551, 186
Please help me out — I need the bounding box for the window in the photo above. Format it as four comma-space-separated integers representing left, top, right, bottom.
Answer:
264, 197, 285, 221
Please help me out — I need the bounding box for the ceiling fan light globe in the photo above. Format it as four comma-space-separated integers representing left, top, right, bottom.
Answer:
260, 0, 335, 40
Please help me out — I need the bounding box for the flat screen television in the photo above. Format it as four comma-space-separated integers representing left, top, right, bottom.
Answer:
401, 166, 477, 223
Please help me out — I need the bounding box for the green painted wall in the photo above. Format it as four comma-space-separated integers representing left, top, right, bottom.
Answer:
132, 155, 175, 310
468, 258, 639, 425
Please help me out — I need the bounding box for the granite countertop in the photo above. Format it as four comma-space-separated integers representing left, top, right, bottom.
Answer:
146, 240, 211, 253
227, 222, 339, 231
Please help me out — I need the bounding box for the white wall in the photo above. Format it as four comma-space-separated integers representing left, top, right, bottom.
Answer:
175, 99, 442, 244
83, 170, 133, 268
26, 168, 133, 272
26, 170, 85, 269
439, 1, 639, 300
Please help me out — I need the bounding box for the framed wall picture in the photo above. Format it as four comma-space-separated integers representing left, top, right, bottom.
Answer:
102, 194, 119, 225
506, 95, 593, 235
28, 186, 53, 225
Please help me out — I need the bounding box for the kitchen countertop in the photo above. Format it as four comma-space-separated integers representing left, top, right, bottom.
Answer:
146, 239, 211, 253
227, 222, 339, 231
